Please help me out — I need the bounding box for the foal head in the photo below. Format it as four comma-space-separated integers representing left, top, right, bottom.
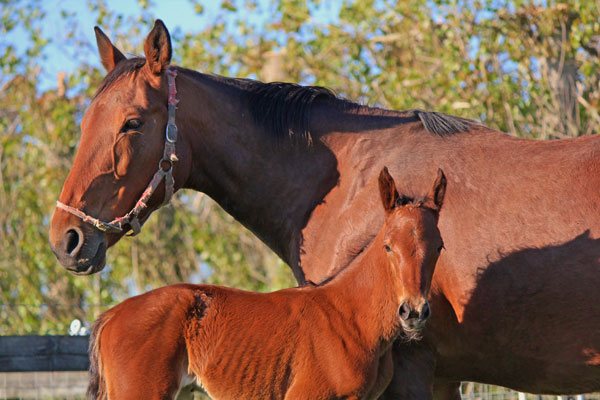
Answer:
378, 167, 446, 333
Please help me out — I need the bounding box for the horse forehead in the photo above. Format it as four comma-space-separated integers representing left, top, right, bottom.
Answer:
88, 76, 150, 117
386, 209, 434, 243
84, 88, 150, 132
389, 208, 425, 230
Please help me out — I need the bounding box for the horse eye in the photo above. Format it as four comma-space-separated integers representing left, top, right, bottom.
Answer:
437, 244, 444, 253
121, 118, 142, 132
384, 244, 392, 253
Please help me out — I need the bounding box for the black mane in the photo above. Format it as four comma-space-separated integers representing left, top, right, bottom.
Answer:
244, 81, 338, 144
210, 76, 477, 142
93, 57, 146, 100
93, 57, 477, 140
412, 109, 475, 136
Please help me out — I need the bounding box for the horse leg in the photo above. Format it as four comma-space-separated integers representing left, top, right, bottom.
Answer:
432, 381, 461, 400
379, 341, 436, 400
365, 349, 394, 399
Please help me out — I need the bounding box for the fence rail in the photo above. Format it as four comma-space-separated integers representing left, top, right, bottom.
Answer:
0, 336, 597, 400
0, 336, 89, 373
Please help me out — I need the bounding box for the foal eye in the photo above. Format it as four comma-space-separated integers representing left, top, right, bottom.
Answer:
384, 244, 392, 253
121, 118, 142, 132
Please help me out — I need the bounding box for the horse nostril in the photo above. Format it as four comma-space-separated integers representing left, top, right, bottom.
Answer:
421, 303, 430, 320
399, 302, 411, 321
65, 229, 83, 256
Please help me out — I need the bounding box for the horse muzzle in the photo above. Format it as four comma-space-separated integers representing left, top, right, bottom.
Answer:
49, 221, 107, 275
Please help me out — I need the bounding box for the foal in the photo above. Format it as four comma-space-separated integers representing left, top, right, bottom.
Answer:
88, 167, 446, 400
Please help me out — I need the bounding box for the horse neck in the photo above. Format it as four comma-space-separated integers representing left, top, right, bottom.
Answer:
175, 69, 338, 278
323, 232, 400, 346
173, 69, 415, 282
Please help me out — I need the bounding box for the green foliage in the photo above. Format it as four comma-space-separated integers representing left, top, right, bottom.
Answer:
1, 0, 600, 334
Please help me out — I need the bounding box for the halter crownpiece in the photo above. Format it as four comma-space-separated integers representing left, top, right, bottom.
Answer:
56, 67, 179, 236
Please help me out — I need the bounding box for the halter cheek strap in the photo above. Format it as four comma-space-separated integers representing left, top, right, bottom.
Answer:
56, 67, 179, 236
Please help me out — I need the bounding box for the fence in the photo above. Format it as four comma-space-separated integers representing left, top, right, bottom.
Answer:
0, 336, 88, 399
0, 336, 597, 400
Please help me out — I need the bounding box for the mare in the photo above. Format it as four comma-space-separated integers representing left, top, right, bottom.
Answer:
49, 20, 600, 399
87, 167, 446, 400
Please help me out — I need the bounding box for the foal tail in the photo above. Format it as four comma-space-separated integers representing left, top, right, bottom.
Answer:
87, 311, 113, 400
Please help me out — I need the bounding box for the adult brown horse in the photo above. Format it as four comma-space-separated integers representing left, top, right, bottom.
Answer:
49, 20, 600, 399
87, 168, 445, 400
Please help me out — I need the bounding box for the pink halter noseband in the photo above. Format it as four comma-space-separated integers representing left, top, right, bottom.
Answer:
56, 67, 179, 236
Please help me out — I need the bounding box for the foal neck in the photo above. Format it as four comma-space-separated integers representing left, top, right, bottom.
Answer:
322, 233, 401, 346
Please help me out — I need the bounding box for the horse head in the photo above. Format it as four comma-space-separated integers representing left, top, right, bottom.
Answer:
49, 20, 192, 274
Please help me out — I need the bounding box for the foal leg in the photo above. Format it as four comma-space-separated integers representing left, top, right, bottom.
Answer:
379, 341, 436, 400
97, 287, 197, 399
101, 330, 189, 400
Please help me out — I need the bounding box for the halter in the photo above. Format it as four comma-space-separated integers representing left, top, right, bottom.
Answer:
56, 67, 179, 236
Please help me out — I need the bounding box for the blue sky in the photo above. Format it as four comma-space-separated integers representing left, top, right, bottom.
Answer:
5, 0, 231, 89
4, 0, 341, 91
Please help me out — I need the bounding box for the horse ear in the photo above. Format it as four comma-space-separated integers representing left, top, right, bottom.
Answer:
378, 167, 400, 214
94, 26, 126, 72
144, 19, 172, 75
428, 168, 447, 211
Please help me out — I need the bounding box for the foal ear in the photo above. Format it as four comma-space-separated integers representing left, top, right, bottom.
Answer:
94, 27, 126, 72
428, 169, 447, 211
144, 19, 172, 75
378, 167, 400, 214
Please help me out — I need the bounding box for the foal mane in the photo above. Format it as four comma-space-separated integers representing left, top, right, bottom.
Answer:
92, 56, 477, 143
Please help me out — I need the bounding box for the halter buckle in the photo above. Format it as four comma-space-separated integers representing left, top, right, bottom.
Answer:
159, 158, 174, 173
126, 217, 142, 236
166, 122, 177, 143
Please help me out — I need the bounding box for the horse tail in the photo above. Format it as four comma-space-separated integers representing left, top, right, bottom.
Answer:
87, 310, 114, 400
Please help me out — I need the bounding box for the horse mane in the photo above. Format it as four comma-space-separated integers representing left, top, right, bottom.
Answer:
219, 77, 476, 143
206, 77, 477, 143
411, 109, 476, 136
93, 57, 146, 100
242, 80, 339, 145
92, 57, 476, 142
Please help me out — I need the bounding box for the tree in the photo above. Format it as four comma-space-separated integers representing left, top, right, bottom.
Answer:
1, 0, 599, 334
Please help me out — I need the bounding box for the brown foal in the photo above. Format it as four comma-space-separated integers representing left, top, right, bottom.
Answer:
88, 167, 446, 400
